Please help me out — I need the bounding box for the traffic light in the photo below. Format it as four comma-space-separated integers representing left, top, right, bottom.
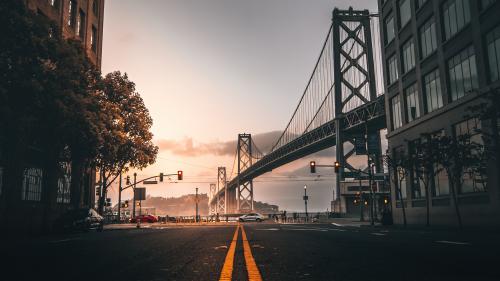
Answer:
159, 173, 164, 182
334, 161, 340, 173
124, 200, 129, 208
384, 198, 389, 205
126, 176, 131, 185
177, 170, 183, 180
136, 201, 141, 207
309, 161, 316, 173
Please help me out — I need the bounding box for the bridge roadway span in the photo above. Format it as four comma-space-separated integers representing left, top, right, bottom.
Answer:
211, 94, 386, 206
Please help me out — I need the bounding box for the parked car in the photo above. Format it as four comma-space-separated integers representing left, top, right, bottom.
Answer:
54, 208, 104, 232
238, 213, 265, 222
167, 216, 177, 223
129, 214, 158, 223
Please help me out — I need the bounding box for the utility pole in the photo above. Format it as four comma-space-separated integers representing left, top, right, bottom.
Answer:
303, 185, 309, 222
132, 172, 137, 219
195, 187, 199, 223
118, 172, 122, 222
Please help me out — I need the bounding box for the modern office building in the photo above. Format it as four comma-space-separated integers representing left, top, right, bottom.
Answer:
0, 0, 104, 233
379, 0, 500, 226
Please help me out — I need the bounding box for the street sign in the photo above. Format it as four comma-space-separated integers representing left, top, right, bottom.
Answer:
134, 188, 146, 201
143, 180, 158, 185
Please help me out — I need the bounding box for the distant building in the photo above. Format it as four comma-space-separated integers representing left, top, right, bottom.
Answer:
338, 178, 390, 219
0, 0, 105, 233
379, 0, 500, 226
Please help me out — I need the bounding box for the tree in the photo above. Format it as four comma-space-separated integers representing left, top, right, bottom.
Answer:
384, 150, 410, 227
408, 134, 440, 227
95, 72, 158, 214
433, 133, 486, 229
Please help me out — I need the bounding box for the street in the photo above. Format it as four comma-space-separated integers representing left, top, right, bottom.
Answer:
2, 222, 499, 281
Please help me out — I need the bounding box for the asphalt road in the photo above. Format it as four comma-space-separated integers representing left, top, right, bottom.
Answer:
2, 222, 499, 281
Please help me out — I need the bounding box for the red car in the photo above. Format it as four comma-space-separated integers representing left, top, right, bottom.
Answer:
129, 215, 158, 223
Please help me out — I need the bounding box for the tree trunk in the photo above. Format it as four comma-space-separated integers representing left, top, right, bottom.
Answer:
70, 157, 85, 210
449, 176, 463, 229
397, 178, 407, 227
41, 156, 60, 233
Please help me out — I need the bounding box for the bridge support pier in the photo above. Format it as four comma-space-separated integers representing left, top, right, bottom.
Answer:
332, 8, 383, 212
237, 134, 254, 213
217, 167, 227, 214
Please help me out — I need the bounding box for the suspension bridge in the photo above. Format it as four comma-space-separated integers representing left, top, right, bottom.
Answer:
209, 8, 388, 215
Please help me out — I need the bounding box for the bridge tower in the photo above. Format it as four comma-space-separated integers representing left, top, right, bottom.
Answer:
217, 167, 227, 214
209, 183, 217, 215
332, 8, 383, 210
237, 134, 254, 213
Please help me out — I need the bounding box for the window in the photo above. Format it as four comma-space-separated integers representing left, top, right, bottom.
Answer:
405, 83, 420, 122
385, 14, 395, 44
77, 10, 85, 39
388, 55, 399, 85
424, 69, 443, 113
448, 45, 478, 101
68, 0, 77, 27
399, 0, 411, 28
91, 25, 97, 52
391, 94, 403, 129
417, 0, 429, 9
419, 18, 437, 58
57, 162, 71, 204
92, 0, 99, 16
21, 168, 43, 201
393, 147, 407, 200
402, 39, 415, 73
486, 25, 500, 82
454, 118, 487, 193
443, 0, 471, 40
433, 164, 450, 196
409, 140, 426, 199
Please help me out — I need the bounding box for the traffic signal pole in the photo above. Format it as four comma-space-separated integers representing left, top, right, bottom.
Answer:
118, 172, 122, 222
132, 173, 137, 219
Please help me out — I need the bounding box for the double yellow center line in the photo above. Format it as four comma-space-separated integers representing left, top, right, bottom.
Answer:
219, 224, 263, 281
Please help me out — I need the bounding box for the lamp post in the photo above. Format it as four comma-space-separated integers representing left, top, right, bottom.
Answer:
195, 187, 199, 223
303, 185, 309, 222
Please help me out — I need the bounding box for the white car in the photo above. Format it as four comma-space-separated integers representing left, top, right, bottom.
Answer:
238, 213, 265, 222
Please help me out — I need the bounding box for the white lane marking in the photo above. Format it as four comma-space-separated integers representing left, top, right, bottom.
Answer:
331, 223, 343, 227
283, 228, 328, 232
50, 238, 79, 243
436, 240, 470, 245
214, 245, 228, 250
330, 228, 347, 232
252, 244, 265, 249
371, 233, 386, 236
255, 228, 280, 231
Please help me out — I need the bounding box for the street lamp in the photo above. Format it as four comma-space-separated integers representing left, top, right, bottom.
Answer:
303, 185, 309, 222
195, 187, 199, 223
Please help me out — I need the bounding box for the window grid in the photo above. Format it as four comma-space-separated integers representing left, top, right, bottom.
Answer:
424, 69, 443, 113
57, 162, 71, 204
443, 0, 471, 40
419, 18, 437, 59
77, 10, 85, 39
388, 55, 399, 85
486, 25, 500, 82
21, 168, 43, 201
405, 83, 421, 122
385, 14, 395, 44
391, 94, 403, 130
402, 38, 415, 73
448, 45, 478, 101
68, 0, 77, 27
399, 0, 411, 28
453, 118, 487, 193
91, 25, 97, 52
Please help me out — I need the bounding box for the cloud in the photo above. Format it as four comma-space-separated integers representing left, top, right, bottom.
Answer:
156, 130, 282, 157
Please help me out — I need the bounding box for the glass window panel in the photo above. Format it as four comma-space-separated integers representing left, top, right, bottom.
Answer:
399, 0, 411, 27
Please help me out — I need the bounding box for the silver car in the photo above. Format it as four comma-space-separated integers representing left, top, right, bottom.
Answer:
238, 213, 265, 222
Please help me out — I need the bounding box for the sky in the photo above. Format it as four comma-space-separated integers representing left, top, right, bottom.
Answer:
101, 0, 381, 212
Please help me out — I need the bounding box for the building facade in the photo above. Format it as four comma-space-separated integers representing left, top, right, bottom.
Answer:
379, 0, 500, 226
0, 0, 105, 233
